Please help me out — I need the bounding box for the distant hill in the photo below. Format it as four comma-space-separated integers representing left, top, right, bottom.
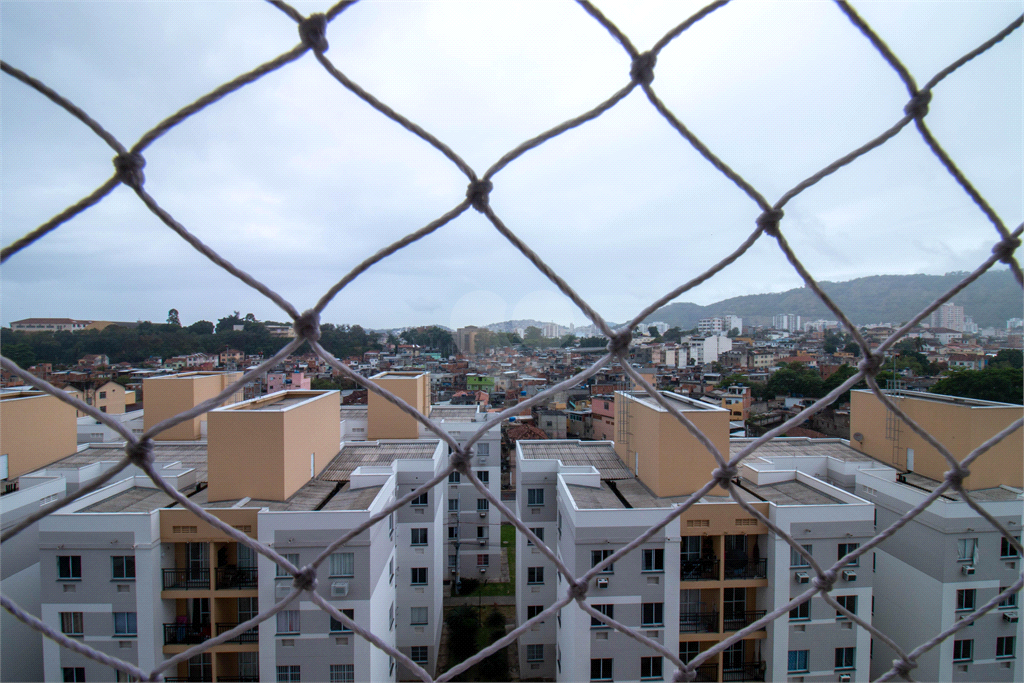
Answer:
644, 271, 1022, 330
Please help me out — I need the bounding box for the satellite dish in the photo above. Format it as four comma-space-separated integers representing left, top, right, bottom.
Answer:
853, 432, 864, 442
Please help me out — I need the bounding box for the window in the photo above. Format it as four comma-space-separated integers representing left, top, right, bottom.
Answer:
953, 639, 973, 662
448, 526, 458, 539
448, 498, 459, 512
527, 605, 544, 619
329, 552, 354, 577
591, 658, 612, 681
527, 488, 544, 506
790, 600, 810, 620
558, 513, 562, 538
997, 636, 1015, 659
276, 610, 300, 634
57, 556, 81, 580
528, 527, 544, 545
111, 556, 135, 579
837, 543, 859, 566
527, 644, 544, 662
680, 642, 700, 664
788, 650, 809, 673
99, 391, 107, 399
477, 470, 489, 484
60, 612, 83, 636
790, 544, 812, 567
835, 647, 856, 670
642, 548, 664, 572
410, 607, 428, 625
592, 549, 614, 573
476, 498, 490, 512
389, 656, 394, 677
411, 567, 427, 585
329, 609, 354, 632
388, 513, 393, 539
957, 589, 976, 611
449, 472, 460, 484
448, 554, 457, 568
1000, 587, 1018, 608
62, 668, 85, 682
591, 604, 613, 627
836, 595, 858, 618
958, 538, 978, 562
277, 553, 299, 577
477, 554, 489, 567
1001, 535, 1021, 558
411, 492, 428, 506
641, 602, 664, 627
527, 567, 544, 584
411, 528, 428, 546
477, 443, 490, 456
640, 656, 663, 680
113, 612, 137, 636
329, 664, 354, 683
276, 665, 300, 682
681, 536, 701, 561
99, 406, 107, 413
411, 646, 428, 665
389, 603, 394, 631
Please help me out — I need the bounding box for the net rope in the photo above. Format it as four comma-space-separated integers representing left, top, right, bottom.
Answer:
2, 1, 1022, 681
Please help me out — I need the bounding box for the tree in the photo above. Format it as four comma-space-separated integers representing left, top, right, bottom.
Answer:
843, 342, 862, 357
578, 336, 606, 347
992, 349, 1023, 369
930, 366, 1023, 404
727, 327, 740, 338
522, 326, 544, 347
243, 313, 257, 323
560, 334, 578, 348
663, 327, 682, 343
167, 308, 180, 326
216, 311, 243, 333
717, 374, 748, 389
187, 320, 214, 335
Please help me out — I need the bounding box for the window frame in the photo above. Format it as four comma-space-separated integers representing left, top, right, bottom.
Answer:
640, 656, 663, 681
448, 498, 459, 512
62, 668, 86, 683
790, 544, 812, 568
527, 488, 544, 506
999, 587, 1018, 609
526, 643, 544, 662
996, 636, 1015, 659
528, 527, 544, 545
329, 608, 355, 633
641, 602, 664, 627
788, 650, 810, 673
60, 612, 84, 637
410, 567, 428, 585
276, 610, 301, 635
277, 553, 299, 578
410, 492, 428, 506
642, 548, 664, 572
329, 664, 354, 683
276, 665, 301, 682
591, 603, 614, 628
790, 600, 810, 621
328, 552, 354, 578
527, 566, 544, 585
477, 498, 489, 511
957, 538, 978, 562
590, 658, 613, 681
111, 556, 135, 580
57, 555, 82, 581
477, 554, 489, 567
477, 470, 489, 484
956, 589, 977, 612
448, 472, 460, 484
411, 528, 428, 546
836, 595, 858, 618
952, 639, 973, 662
527, 605, 544, 620
837, 543, 860, 566
591, 549, 614, 573
411, 646, 429, 665
1001, 535, 1021, 558
113, 611, 137, 637
834, 646, 856, 670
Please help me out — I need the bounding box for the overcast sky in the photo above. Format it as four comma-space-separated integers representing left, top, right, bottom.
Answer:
2, 0, 1021, 332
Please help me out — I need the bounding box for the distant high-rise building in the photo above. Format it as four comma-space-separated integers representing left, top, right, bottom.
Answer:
772, 313, 801, 333
929, 302, 965, 332
697, 316, 741, 336
455, 326, 480, 354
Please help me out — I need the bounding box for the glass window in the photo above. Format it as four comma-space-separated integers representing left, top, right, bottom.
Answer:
999, 587, 1018, 609
411, 607, 428, 625
527, 488, 544, 506
527, 567, 544, 584
641, 602, 664, 627
113, 612, 137, 636
411, 567, 427, 585
590, 658, 612, 681
329, 609, 354, 632
477, 443, 490, 456
790, 600, 810, 620
528, 527, 544, 545
389, 558, 394, 584
411, 646, 428, 664
477, 498, 489, 511
411, 528, 428, 546
475, 525, 485, 539
389, 603, 394, 631
527, 644, 544, 662
835, 647, 856, 670
680, 642, 700, 664
448, 498, 459, 512
640, 656, 663, 680
591, 604, 614, 627
681, 536, 701, 561
957, 589, 976, 611
958, 538, 978, 562
952, 640, 973, 662
527, 605, 544, 619
329, 664, 354, 683
276, 665, 300, 682
591, 549, 614, 573
477, 470, 489, 484
329, 552, 354, 577
642, 548, 664, 572
277, 553, 299, 577
111, 556, 135, 579
788, 650, 809, 673
448, 527, 458, 539
449, 472, 460, 484
62, 668, 85, 682
448, 554, 457, 568
410, 492, 428, 506
996, 636, 1015, 659
276, 610, 300, 634
1001, 535, 1020, 558
477, 554, 489, 567
836, 595, 857, 618
791, 544, 812, 567
837, 543, 859, 566
60, 612, 83, 636
57, 556, 81, 580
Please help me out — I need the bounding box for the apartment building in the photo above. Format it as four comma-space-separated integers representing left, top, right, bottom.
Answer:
0, 389, 77, 483
63, 380, 135, 418
142, 372, 243, 441
518, 392, 875, 682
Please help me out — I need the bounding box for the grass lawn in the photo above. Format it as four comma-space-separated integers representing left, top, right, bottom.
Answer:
459, 524, 517, 597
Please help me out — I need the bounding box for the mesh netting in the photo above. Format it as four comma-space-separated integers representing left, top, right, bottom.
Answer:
2, 1, 1022, 681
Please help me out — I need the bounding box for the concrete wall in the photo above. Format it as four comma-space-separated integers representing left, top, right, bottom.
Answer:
0, 391, 77, 478
143, 372, 242, 441
368, 372, 429, 440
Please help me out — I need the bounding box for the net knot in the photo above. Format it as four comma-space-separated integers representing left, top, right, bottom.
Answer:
607, 331, 631, 357
299, 13, 329, 53
903, 90, 932, 119
992, 235, 1021, 265
113, 152, 146, 189
812, 569, 837, 592
858, 352, 884, 376
449, 448, 472, 475
126, 438, 154, 469
466, 178, 493, 212
292, 565, 318, 592
711, 464, 738, 489
892, 658, 917, 678
673, 667, 697, 682
630, 51, 656, 85
944, 466, 970, 490
756, 209, 784, 237
293, 309, 321, 342
568, 578, 589, 601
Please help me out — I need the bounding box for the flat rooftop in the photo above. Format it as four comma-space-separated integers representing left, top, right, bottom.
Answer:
740, 478, 845, 506
624, 391, 725, 413
729, 438, 875, 463
852, 388, 1024, 409
78, 486, 175, 513
319, 441, 440, 481
47, 444, 211, 481
340, 406, 368, 419
430, 405, 478, 421
519, 441, 633, 479
898, 472, 1022, 503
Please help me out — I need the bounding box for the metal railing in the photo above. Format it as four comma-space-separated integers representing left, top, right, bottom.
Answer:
724, 558, 767, 580
162, 568, 211, 591
723, 610, 768, 632
215, 567, 258, 590
163, 623, 211, 646
723, 661, 767, 682
215, 623, 259, 643
679, 611, 720, 634
692, 662, 719, 682
681, 557, 719, 581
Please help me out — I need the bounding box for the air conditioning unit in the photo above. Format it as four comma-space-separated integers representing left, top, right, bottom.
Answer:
841, 570, 857, 582
795, 572, 810, 584
839, 675, 852, 683
1004, 611, 1019, 623
450, 568, 457, 575
478, 538, 487, 546
479, 511, 487, 517
479, 567, 487, 573
331, 581, 349, 597
961, 565, 975, 576
596, 577, 609, 589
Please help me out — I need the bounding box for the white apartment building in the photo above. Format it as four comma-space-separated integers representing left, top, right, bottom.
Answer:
773, 315, 802, 334
698, 317, 743, 336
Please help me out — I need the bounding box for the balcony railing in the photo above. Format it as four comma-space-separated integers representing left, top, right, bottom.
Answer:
723, 662, 767, 682
723, 610, 768, 631
692, 663, 718, 682
215, 566, 258, 589
216, 677, 259, 682
679, 611, 719, 633
163, 622, 211, 646
681, 558, 719, 581
162, 568, 211, 590
163, 678, 211, 682
724, 557, 767, 580
216, 622, 259, 643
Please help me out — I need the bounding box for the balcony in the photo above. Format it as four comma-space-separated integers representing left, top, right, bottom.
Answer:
724, 558, 767, 580
164, 678, 211, 682
215, 623, 259, 643
164, 622, 210, 646
163, 568, 211, 590
692, 663, 718, 682
216, 678, 259, 682
215, 566, 257, 590
723, 610, 768, 632
723, 662, 767, 681
679, 611, 719, 633
681, 558, 719, 581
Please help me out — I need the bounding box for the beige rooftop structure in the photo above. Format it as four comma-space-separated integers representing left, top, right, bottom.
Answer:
367, 371, 430, 440
0, 390, 77, 479
206, 390, 340, 502
849, 389, 1023, 489
142, 371, 243, 440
